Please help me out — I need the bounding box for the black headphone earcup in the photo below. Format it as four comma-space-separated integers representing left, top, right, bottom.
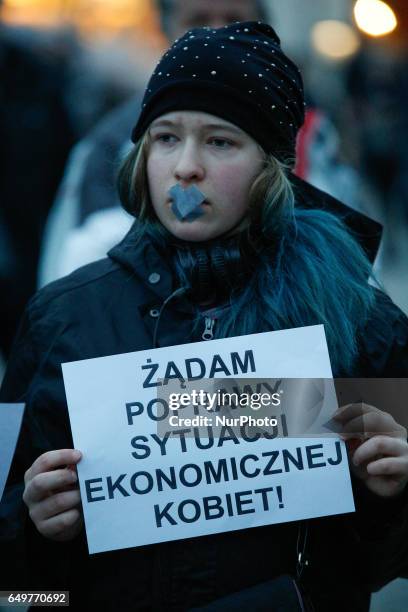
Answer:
171, 237, 253, 304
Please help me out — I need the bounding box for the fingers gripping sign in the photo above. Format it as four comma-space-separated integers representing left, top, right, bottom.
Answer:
333, 404, 408, 498
23, 449, 83, 542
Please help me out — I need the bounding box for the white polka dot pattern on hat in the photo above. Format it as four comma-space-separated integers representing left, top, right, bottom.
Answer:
131, 21, 305, 159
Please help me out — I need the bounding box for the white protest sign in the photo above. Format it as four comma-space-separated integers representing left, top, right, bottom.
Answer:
0, 404, 25, 502
62, 325, 354, 555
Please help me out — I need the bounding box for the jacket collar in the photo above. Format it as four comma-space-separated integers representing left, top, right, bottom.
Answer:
108, 221, 174, 300
290, 174, 382, 264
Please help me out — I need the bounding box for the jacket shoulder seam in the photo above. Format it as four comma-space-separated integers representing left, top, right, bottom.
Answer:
29, 263, 125, 314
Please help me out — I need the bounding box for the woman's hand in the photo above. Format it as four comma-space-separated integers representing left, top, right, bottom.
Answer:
23, 449, 83, 542
334, 404, 408, 498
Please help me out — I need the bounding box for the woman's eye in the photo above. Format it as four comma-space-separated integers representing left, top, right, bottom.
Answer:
209, 138, 234, 149
155, 134, 178, 145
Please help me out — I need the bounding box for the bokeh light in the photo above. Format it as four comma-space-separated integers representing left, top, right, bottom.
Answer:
2, 0, 160, 41
353, 0, 397, 37
311, 20, 361, 61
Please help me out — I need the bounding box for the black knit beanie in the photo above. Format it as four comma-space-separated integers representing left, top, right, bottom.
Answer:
131, 21, 305, 161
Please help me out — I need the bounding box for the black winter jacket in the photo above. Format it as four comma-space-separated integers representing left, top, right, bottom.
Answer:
1, 224, 408, 611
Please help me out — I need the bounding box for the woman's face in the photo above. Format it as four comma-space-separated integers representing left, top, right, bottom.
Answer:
146, 111, 264, 242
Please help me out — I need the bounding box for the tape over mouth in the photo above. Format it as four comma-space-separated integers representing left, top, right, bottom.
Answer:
169, 184, 207, 221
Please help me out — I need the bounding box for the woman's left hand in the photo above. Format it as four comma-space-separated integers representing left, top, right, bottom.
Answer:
333, 404, 408, 498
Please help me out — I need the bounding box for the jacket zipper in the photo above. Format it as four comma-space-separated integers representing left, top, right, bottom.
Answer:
202, 316, 216, 340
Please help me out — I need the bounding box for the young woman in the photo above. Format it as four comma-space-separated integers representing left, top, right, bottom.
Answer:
1, 22, 408, 611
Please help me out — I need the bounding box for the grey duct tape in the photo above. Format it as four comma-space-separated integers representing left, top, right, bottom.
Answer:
169, 184, 206, 221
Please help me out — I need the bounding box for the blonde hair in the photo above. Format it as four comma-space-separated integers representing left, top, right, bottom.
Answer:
118, 132, 153, 220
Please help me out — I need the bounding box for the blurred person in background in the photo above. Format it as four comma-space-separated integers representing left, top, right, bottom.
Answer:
346, 47, 407, 222
345, 43, 408, 313
0, 0, 75, 362
294, 106, 363, 211
3, 21, 139, 140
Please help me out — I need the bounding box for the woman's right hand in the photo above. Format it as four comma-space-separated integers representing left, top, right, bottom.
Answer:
23, 449, 83, 542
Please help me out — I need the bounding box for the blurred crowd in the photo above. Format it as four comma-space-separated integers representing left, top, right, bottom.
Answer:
1, 0, 408, 381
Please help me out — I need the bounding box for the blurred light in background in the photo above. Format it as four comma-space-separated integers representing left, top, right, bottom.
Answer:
353, 0, 397, 37
2, 0, 161, 42
311, 20, 360, 61
2, 0, 165, 92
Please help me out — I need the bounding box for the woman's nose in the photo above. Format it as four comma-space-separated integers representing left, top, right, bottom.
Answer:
174, 142, 205, 184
